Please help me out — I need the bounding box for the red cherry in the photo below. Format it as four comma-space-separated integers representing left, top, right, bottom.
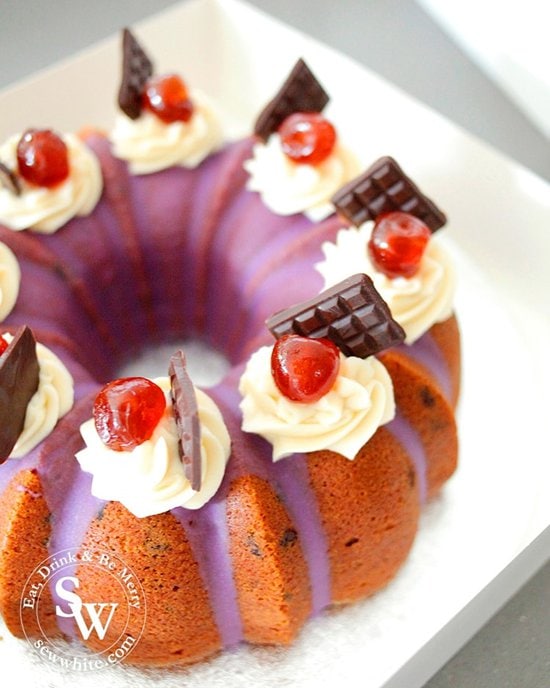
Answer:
142, 74, 194, 124
93, 377, 166, 452
271, 334, 340, 403
16, 128, 69, 188
0, 336, 8, 356
278, 112, 337, 166
368, 211, 431, 278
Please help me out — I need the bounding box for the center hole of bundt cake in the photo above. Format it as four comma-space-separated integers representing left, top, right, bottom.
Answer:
117, 339, 231, 387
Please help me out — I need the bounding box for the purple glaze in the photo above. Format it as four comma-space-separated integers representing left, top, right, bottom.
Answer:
34, 393, 105, 637
0, 451, 37, 493
269, 454, 331, 616
172, 498, 243, 648
406, 332, 452, 403
0, 230, 109, 380
124, 154, 201, 339
387, 412, 427, 503
210, 375, 332, 622
45, 470, 106, 639
175, 377, 266, 647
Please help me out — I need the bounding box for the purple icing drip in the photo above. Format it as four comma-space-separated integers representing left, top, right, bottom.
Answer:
406, 332, 452, 403
0, 452, 36, 492
270, 454, 331, 616
387, 412, 427, 503
211, 377, 332, 620
35, 391, 105, 637
46, 472, 106, 638
172, 499, 243, 648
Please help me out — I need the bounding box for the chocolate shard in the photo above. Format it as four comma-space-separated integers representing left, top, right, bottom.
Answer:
0, 326, 39, 463
118, 27, 154, 120
254, 58, 330, 141
168, 350, 201, 492
332, 156, 447, 232
0, 161, 21, 196
266, 273, 405, 358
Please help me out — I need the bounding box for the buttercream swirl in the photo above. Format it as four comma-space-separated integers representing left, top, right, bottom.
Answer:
244, 134, 360, 221
111, 90, 224, 174
239, 345, 395, 460
0, 133, 103, 233
0, 242, 20, 321
316, 224, 456, 343
3, 333, 74, 458
76, 378, 231, 517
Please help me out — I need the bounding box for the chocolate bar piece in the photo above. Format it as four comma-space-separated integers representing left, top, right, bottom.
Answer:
0, 161, 21, 196
254, 58, 330, 141
169, 350, 201, 492
332, 156, 446, 232
118, 28, 154, 120
0, 326, 39, 463
266, 273, 405, 358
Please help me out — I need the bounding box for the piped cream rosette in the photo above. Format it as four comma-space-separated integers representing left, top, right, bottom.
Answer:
316, 223, 456, 344
239, 345, 395, 461
244, 134, 360, 222
239, 273, 405, 462
2, 332, 74, 458
0, 242, 20, 321
76, 377, 231, 517
111, 90, 224, 175
0, 132, 103, 233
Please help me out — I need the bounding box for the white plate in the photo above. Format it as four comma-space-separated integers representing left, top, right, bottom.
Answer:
0, 1, 548, 687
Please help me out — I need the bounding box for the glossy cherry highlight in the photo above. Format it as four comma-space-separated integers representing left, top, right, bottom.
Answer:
93, 377, 166, 452
278, 112, 336, 166
271, 334, 340, 403
0, 336, 8, 356
142, 73, 194, 124
368, 211, 431, 278
16, 129, 69, 188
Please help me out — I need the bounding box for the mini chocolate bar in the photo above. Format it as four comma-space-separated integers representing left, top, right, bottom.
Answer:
0, 161, 21, 196
169, 350, 202, 492
0, 326, 39, 463
266, 273, 405, 358
254, 58, 330, 141
118, 28, 154, 120
332, 156, 446, 232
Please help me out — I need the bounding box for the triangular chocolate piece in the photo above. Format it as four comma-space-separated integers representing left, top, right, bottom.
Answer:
168, 351, 202, 492
254, 58, 330, 141
0, 326, 39, 463
266, 273, 405, 358
332, 156, 447, 232
0, 161, 21, 196
118, 28, 154, 120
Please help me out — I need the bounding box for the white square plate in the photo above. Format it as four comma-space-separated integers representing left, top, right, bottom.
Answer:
0, 1, 548, 686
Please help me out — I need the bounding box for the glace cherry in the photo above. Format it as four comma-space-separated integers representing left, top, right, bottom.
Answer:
271, 334, 340, 403
16, 129, 70, 188
0, 336, 8, 356
368, 211, 431, 278
278, 112, 336, 166
142, 74, 194, 124
93, 377, 166, 451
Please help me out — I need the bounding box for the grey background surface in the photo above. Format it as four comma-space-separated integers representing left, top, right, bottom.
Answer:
1, 1, 548, 686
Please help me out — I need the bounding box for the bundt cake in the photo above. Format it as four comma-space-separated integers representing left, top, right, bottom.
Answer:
0, 29, 459, 668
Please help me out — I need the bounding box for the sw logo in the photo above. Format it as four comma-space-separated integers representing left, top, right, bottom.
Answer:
55, 576, 118, 641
